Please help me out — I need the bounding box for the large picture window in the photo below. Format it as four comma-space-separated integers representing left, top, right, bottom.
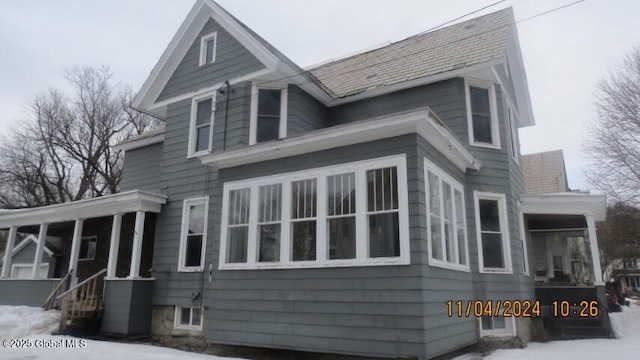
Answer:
219, 155, 409, 269
178, 196, 209, 271
474, 191, 512, 273
424, 158, 468, 271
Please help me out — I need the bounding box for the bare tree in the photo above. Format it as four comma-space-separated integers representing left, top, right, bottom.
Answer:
0, 66, 160, 208
585, 46, 640, 206
597, 202, 640, 281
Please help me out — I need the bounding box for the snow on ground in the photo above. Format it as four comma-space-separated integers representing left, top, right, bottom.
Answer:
0, 306, 244, 360
455, 300, 640, 360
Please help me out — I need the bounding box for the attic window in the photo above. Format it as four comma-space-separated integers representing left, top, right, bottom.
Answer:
199, 32, 217, 66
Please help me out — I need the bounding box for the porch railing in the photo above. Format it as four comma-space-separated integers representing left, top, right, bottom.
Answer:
56, 268, 107, 332
42, 270, 73, 310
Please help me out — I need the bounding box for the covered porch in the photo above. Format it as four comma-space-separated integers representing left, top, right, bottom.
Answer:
0, 190, 166, 337
522, 193, 612, 340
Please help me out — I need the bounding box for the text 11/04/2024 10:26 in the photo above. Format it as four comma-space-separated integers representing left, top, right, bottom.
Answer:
446, 300, 601, 318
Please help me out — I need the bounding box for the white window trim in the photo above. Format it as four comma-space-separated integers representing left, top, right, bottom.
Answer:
173, 306, 203, 331
506, 106, 520, 163
465, 78, 501, 150
188, 92, 216, 158
219, 154, 410, 270
249, 82, 288, 145
479, 316, 516, 338
10, 263, 49, 278
178, 196, 210, 272
78, 235, 97, 261
424, 158, 470, 272
198, 32, 217, 66
518, 201, 530, 276
474, 191, 512, 274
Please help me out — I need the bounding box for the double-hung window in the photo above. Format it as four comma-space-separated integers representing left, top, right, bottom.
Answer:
219, 155, 409, 269
466, 78, 500, 149
474, 191, 512, 273
188, 93, 215, 156
178, 196, 209, 271
79, 236, 97, 261
249, 83, 287, 144
199, 32, 217, 66
424, 158, 468, 271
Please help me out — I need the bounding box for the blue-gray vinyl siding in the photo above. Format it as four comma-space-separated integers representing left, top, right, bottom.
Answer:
102, 279, 154, 336
287, 84, 327, 136
0, 279, 59, 306
157, 18, 266, 102
120, 142, 163, 192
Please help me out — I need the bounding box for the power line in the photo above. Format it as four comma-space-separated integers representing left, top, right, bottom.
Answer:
206, 0, 585, 116
417, 0, 508, 35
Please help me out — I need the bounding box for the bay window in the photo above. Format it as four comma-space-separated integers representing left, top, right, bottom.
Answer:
219, 155, 409, 269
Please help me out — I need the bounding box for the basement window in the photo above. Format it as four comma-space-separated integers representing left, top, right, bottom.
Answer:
199, 32, 217, 66
174, 306, 203, 331
480, 315, 515, 337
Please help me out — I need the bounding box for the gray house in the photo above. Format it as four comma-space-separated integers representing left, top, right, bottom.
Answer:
0, 0, 611, 358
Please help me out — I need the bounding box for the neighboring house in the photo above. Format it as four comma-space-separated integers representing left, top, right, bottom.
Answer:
0, 234, 58, 279
0, 1, 611, 359
612, 258, 640, 292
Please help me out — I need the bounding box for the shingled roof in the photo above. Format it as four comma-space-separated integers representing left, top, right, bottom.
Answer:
522, 150, 570, 195
307, 8, 513, 98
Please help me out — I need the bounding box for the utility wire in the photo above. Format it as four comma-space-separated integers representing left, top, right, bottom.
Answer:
201, 0, 587, 116
417, 0, 508, 35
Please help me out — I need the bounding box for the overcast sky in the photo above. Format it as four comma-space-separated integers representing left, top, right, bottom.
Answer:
0, 0, 637, 190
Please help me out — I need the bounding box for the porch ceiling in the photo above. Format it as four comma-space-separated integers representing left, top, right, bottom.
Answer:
521, 193, 606, 221
0, 190, 167, 228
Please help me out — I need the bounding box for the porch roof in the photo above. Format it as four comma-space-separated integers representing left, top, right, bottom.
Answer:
521, 192, 606, 221
0, 190, 167, 228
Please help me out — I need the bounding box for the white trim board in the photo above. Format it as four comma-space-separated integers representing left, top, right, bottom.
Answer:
114, 134, 165, 152
199, 108, 481, 172
521, 193, 606, 221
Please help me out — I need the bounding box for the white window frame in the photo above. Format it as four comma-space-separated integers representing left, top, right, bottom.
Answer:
173, 306, 203, 331
188, 92, 216, 158
219, 155, 410, 270
479, 315, 516, 338
506, 105, 520, 163
518, 201, 530, 276
424, 158, 470, 272
249, 82, 288, 145
198, 32, 217, 66
10, 263, 49, 279
178, 196, 209, 272
474, 191, 512, 274
79, 236, 97, 261
465, 78, 501, 149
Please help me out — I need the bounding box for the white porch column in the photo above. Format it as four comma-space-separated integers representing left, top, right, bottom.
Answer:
1, 226, 18, 278
129, 211, 146, 279
107, 214, 123, 278
68, 219, 84, 286
32, 223, 49, 279
586, 214, 604, 285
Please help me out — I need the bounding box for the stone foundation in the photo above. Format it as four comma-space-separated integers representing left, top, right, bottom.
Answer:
149, 306, 207, 350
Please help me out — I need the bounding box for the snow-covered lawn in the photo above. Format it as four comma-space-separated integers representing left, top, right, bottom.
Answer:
0, 305, 242, 360
1, 303, 640, 359
455, 300, 640, 360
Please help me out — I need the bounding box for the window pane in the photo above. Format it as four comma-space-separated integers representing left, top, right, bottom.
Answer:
259, 184, 282, 223
455, 190, 466, 265
328, 173, 356, 216
328, 217, 356, 259
493, 316, 506, 329
428, 172, 440, 214
367, 167, 398, 212
443, 183, 454, 262
87, 239, 97, 259
196, 125, 210, 152
292, 221, 316, 261
481, 316, 492, 330
180, 307, 191, 325
369, 212, 400, 258
259, 224, 280, 262
188, 204, 205, 235
257, 116, 280, 142
470, 86, 490, 115
228, 189, 250, 225
192, 308, 202, 326
227, 227, 248, 263
292, 179, 317, 219
185, 235, 203, 267
482, 233, 504, 268
196, 99, 212, 125
258, 89, 281, 116
205, 39, 215, 63
479, 199, 500, 232
80, 239, 88, 259
431, 216, 443, 260
444, 220, 454, 262
472, 114, 492, 144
